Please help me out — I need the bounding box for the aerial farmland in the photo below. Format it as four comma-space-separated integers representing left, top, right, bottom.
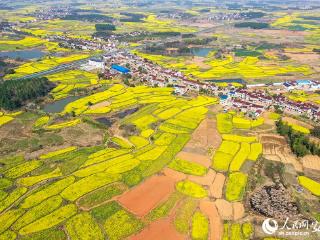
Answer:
0, 0, 320, 240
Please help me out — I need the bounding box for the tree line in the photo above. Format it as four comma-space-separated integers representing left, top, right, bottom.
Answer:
95, 24, 116, 31
62, 14, 114, 23
311, 126, 320, 138
119, 12, 145, 22
234, 22, 270, 29
0, 77, 54, 110
276, 119, 320, 157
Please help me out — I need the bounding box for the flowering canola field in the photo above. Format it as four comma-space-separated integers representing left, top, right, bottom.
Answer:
0, 84, 220, 239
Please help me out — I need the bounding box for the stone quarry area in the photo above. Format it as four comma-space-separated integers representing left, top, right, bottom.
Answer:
249, 184, 301, 220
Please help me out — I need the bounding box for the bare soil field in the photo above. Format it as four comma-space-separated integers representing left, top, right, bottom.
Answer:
209, 173, 226, 199
184, 118, 222, 155
129, 217, 186, 240
282, 117, 314, 130
186, 56, 211, 69
260, 134, 303, 172
25, 144, 74, 160
162, 167, 187, 181
261, 111, 277, 126
232, 202, 245, 220
89, 100, 110, 109
199, 200, 223, 240
260, 134, 287, 145
117, 175, 176, 217
285, 52, 319, 63
302, 155, 320, 180
310, 136, 320, 145
130, 186, 186, 240
0, 117, 33, 141
214, 199, 233, 220
188, 169, 216, 186
60, 122, 104, 146
176, 151, 211, 168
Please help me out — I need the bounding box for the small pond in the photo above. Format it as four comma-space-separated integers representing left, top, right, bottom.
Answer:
95, 118, 114, 127
0, 49, 45, 60
43, 96, 82, 113
190, 47, 214, 57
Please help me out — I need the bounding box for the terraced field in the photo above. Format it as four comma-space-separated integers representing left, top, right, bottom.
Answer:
0, 84, 226, 239
0, 80, 268, 239
133, 51, 312, 82
0, 111, 23, 127
0, 80, 269, 239
47, 70, 99, 100
4, 54, 89, 80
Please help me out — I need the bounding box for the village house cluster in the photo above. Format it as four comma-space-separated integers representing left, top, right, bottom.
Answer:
47, 35, 118, 51
41, 34, 320, 122
85, 47, 320, 121
221, 87, 320, 120
32, 6, 73, 20
283, 79, 320, 91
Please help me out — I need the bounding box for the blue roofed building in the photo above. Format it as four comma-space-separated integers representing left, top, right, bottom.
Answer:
296, 80, 312, 85
111, 64, 130, 74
